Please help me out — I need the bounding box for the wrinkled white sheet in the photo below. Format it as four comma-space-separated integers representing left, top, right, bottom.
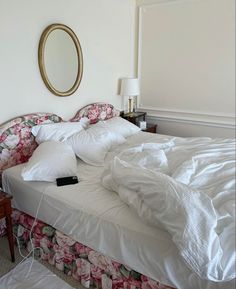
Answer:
102, 138, 236, 282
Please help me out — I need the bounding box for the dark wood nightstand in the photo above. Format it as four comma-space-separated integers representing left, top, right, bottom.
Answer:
121, 111, 147, 125
121, 111, 157, 133
0, 190, 15, 262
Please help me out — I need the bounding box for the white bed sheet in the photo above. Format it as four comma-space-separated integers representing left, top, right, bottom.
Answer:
2, 132, 235, 289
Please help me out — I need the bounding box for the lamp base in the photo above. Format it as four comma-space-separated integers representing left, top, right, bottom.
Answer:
128, 98, 133, 113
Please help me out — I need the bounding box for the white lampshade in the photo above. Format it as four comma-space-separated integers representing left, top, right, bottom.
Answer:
120, 78, 140, 96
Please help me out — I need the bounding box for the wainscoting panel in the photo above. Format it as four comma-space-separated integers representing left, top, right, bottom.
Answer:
137, 0, 235, 138
146, 110, 235, 138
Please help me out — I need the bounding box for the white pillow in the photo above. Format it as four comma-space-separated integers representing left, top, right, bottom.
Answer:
22, 141, 77, 182
96, 117, 141, 138
66, 125, 126, 166
31, 121, 85, 144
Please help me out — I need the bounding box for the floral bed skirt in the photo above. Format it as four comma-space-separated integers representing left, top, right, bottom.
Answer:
1, 210, 176, 289
0, 219, 5, 236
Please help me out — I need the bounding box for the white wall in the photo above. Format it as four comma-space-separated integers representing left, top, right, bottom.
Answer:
136, 0, 235, 137
0, 0, 136, 123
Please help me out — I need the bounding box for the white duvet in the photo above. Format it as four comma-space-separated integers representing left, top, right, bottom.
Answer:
102, 137, 236, 282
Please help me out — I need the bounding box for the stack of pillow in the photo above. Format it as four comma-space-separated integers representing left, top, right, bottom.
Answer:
22, 117, 141, 182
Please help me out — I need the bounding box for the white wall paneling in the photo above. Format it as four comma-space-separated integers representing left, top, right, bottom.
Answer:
0, 0, 136, 123
137, 0, 235, 137
147, 116, 235, 138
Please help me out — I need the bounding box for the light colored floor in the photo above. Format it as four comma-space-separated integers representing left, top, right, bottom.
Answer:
0, 236, 84, 288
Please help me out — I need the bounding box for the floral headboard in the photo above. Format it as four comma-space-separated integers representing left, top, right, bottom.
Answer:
0, 113, 62, 185
70, 103, 120, 124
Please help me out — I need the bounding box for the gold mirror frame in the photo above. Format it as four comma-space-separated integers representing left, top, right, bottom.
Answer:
38, 23, 83, 97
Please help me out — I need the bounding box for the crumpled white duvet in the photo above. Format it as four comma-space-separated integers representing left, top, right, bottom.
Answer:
102, 138, 236, 282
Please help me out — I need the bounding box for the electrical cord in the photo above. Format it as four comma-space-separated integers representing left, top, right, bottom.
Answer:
8, 190, 56, 286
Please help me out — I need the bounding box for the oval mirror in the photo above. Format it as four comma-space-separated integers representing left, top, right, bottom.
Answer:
38, 24, 83, 96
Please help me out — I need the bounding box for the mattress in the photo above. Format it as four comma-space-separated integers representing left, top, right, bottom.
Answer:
2, 132, 235, 289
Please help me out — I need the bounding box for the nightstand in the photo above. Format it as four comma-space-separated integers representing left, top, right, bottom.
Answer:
121, 111, 147, 125
121, 111, 157, 133
0, 190, 15, 262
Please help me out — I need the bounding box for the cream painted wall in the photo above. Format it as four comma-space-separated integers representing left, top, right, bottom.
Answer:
0, 0, 136, 123
136, 0, 235, 137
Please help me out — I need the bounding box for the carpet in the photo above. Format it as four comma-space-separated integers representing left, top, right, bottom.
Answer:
0, 236, 83, 288
0, 257, 75, 289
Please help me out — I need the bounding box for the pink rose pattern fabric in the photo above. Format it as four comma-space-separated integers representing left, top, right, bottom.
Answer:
0, 219, 5, 236
0, 113, 62, 183
10, 209, 176, 289
70, 103, 120, 124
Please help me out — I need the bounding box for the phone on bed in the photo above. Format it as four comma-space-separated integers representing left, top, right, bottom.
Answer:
56, 176, 79, 186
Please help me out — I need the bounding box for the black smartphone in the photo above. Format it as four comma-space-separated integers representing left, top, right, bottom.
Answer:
56, 176, 79, 186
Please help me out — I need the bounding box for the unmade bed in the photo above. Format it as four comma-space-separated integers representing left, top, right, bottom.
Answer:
2, 132, 235, 289
0, 104, 235, 289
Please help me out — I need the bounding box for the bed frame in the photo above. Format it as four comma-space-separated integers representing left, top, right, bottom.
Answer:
0, 104, 175, 289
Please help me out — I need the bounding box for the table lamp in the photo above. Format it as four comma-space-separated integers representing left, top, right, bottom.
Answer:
120, 78, 140, 113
